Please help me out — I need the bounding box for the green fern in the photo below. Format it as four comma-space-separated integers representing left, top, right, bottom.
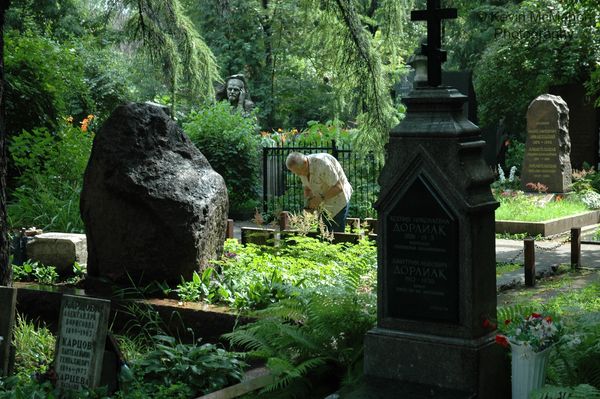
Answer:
531, 383, 600, 399
223, 283, 376, 396
497, 303, 539, 326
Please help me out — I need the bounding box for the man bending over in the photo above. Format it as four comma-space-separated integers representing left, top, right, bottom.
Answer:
286, 152, 353, 232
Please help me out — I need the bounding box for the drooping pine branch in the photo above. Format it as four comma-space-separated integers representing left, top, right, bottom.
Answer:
121, 0, 220, 112
311, 0, 399, 157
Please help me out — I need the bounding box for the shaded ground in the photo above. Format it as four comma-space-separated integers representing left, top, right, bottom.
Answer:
497, 268, 600, 307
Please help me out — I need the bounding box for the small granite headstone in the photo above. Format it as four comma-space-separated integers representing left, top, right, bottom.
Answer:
54, 294, 110, 391
0, 287, 17, 376
521, 94, 572, 193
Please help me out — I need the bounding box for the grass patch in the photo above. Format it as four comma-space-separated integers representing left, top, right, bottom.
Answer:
496, 262, 522, 276
495, 192, 589, 222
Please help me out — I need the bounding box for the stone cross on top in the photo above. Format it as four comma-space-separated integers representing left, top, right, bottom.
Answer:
411, 0, 457, 87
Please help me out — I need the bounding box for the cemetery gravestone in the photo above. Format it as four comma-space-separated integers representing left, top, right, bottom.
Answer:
360, 1, 509, 397
521, 94, 572, 193
0, 287, 17, 376
54, 294, 110, 391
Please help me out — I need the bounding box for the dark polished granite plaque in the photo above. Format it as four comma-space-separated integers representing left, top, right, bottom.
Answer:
385, 177, 458, 322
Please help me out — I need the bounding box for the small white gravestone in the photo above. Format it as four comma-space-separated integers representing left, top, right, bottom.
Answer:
0, 287, 17, 377
26, 233, 87, 276
54, 295, 110, 391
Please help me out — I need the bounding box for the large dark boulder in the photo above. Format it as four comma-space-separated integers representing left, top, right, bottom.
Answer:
81, 103, 228, 286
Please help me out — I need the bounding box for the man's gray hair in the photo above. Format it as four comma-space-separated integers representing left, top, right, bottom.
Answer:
286, 152, 306, 169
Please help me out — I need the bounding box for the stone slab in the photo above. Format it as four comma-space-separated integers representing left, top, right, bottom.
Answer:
26, 233, 87, 275
363, 328, 510, 398
0, 287, 17, 376
337, 375, 475, 399
496, 210, 599, 237
14, 283, 254, 344
332, 232, 361, 244
195, 367, 273, 399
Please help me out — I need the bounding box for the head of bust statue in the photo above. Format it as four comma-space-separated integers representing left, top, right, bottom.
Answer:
226, 78, 245, 105
215, 74, 255, 116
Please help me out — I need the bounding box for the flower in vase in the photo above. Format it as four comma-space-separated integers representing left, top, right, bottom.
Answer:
496, 311, 562, 352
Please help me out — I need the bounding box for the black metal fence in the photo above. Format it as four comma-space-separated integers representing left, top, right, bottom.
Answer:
262, 140, 383, 218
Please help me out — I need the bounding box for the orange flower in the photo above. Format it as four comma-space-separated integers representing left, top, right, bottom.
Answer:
80, 117, 90, 132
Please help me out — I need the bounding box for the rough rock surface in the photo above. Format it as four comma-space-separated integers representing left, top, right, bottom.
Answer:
80, 103, 228, 285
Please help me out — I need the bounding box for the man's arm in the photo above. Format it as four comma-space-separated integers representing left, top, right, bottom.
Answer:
307, 180, 343, 208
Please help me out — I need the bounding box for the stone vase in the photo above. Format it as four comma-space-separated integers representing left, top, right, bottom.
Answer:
510, 343, 553, 399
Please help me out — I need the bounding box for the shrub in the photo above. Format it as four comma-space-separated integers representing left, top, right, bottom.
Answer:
4, 30, 93, 136
177, 236, 377, 311
128, 335, 246, 397
8, 118, 94, 232
183, 102, 261, 216
224, 285, 376, 397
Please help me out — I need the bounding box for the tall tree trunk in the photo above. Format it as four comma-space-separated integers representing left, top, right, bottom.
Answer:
261, 0, 275, 129
0, 1, 11, 287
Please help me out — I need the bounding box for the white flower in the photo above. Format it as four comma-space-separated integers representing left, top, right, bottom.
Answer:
508, 166, 517, 182
581, 191, 600, 209
498, 164, 506, 183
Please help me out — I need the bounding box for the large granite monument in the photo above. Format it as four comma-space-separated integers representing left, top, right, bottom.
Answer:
360, 1, 510, 397
521, 94, 572, 192
81, 103, 228, 287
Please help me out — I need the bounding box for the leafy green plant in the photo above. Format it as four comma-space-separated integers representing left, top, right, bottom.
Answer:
12, 260, 58, 285
176, 269, 214, 303
130, 335, 246, 397
8, 119, 94, 232
3, 30, 93, 136
224, 283, 376, 397
11, 314, 56, 380
183, 102, 260, 215
176, 236, 377, 311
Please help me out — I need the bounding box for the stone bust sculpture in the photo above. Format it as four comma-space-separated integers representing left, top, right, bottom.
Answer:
216, 74, 255, 116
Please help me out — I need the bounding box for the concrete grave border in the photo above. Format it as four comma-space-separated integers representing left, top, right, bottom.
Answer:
496, 210, 600, 237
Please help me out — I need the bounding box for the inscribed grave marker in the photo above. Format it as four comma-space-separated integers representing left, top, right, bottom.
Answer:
0, 287, 17, 376
360, 1, 510, 397
385, 177, 458, 322
521, 94, 572, 193
54, 294, 110, 391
